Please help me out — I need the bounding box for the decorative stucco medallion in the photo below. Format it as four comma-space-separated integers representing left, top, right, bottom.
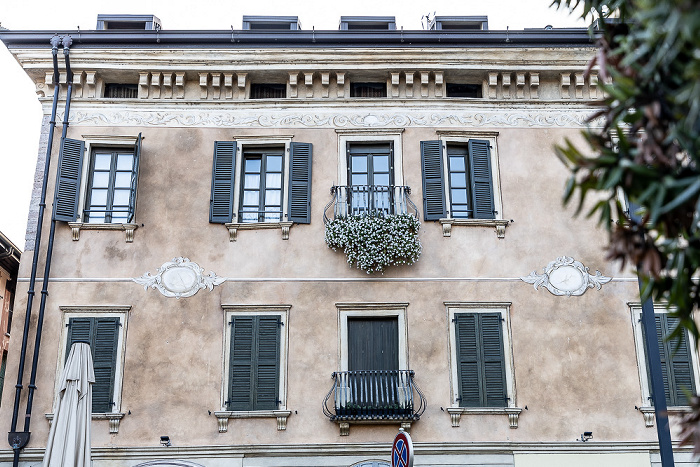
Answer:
132, 257, 225, 299
520, 256, 611, 296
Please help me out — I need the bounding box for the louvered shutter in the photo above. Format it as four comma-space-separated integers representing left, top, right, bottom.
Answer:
420, 140, 446, 221
255, 317, 281, 410
653, 314, 695, 406
228, 316, 254, 410
468, 139, 495, 219
480, 313, 508, 407
53, 138, 85, 222
288, 142, 313, 224
209, 141, 237, 223
67, 317, 119, 413
455, 313, 481, 407
127, 133, 142, 223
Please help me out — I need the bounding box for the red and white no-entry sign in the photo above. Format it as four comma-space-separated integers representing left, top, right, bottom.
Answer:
391, 429, 413, 467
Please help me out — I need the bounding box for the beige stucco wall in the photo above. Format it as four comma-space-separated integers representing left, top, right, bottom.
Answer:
0, 40, 682, 465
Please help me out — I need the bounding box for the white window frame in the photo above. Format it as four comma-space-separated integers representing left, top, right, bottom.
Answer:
216, 304, 291, 432
335, 129, 405, 187
435, 131, 508, 238
445, 301, 522, 428
231, 135, 294, 224
51, 305, 130, 433
336, 302, 409, 371
629, 303, 700, 414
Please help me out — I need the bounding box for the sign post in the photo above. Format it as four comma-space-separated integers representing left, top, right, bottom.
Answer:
391, 428, 413, 467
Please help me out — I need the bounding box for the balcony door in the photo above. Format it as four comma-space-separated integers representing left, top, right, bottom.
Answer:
347, 317, 399, 371
347, 143, 394, 214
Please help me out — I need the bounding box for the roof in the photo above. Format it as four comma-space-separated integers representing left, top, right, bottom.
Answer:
0, 230, 20, 276
0, 27, 596, 49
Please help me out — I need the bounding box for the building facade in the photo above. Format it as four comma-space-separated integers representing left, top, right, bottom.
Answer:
0, 231, 20, 405
0, 14, 696, 466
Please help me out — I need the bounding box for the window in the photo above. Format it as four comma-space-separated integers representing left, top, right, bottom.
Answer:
421, 132, 506, 237
209, 137, 313, 231
350, 82, 387, 98
630, 305, 700, 410
446, 302, 521, 427
347, 142, 393, 214
239, 147, 284, 223
104, 83, 138, 99
218, 306, 290, 431
56, 306, 129, 432
53, 135, 142, 238
250, 83, 286, 99
446, 83, 482, 98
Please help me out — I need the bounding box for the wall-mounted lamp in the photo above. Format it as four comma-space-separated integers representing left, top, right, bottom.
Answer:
160, 436, 171, 447
580, 431, 593, 442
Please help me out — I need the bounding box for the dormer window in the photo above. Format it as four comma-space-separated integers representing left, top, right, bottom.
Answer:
242, 16, 301, 30
96, 14, 161, 31
339, 16, 396, 30
350, 82, 387, 98
430, 16, 488, 31
250, 83, 286, 99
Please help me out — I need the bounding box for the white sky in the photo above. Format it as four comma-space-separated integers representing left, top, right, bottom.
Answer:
0, 0, 587, 248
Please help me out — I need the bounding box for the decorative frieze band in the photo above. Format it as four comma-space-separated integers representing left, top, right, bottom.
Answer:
62, 106, 600, 129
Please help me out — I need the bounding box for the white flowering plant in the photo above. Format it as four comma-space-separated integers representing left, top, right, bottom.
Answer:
325, 212, 422, 273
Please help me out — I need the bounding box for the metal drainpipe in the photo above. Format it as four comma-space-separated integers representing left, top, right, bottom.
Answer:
23, 34, 74, 437
8, 35, 62, 464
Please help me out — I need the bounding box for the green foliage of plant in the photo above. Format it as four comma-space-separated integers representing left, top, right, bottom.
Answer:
551, 0, 700, 334
551, 0, 700, 447
325, 213, 422, 273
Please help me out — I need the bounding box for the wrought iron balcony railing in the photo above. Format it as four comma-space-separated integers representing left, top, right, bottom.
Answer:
322, 370, 426, 422
323, 185, 418, 223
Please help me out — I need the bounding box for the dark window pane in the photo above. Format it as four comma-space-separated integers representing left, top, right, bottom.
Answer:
250, 83, 287, 99
104, 83, 138, 99
446, 83, 482, 98
350, 82, 387, 98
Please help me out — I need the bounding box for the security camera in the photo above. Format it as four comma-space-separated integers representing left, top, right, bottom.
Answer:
580, 432, 593, 442
160, 436, 171, 447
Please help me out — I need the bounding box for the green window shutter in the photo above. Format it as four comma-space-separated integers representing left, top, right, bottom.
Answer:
67, 317, 119, 413
255, 317, 281, 410
468, 139, 495, 220
287, 142, 313, 224
480, 313, 508, 407
229, 316, 254, 410
127, 133, 142, 223
652, 314, 695, 406
420, 140, 446, 221
455, 313, 481, 407
228, 316, 281, 411
210, 141, 237, 224
53, 138, 85, 222
455, 313, 507, 408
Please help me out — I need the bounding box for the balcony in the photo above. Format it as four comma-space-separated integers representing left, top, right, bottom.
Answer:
323, 185, 418, 222
322, 370, 426, 435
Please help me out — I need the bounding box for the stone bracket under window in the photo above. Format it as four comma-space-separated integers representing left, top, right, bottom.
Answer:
439, 218, 510, 239
446, 407, 522, 428
336, 420, 413, 437
637, 405, 690, 428
68, 222, 138, 243
224, 221, 293, 242
214, 410, 291, 432
47, 412, 125, 434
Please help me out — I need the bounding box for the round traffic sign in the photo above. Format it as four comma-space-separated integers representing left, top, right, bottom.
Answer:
391, 429, 413, 467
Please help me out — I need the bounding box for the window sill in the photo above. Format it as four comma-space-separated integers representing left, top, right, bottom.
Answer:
446, 406, 522, 428
68, 222, 138, 243
638, 405, 691, 427
46, 411, 125, 433
214, 410, 291, 432
439, 218, 510, 239
224, 221, 293, 242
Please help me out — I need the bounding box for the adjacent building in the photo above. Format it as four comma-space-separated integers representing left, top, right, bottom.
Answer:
0, 231, 20, 405
0, 13, 696, 466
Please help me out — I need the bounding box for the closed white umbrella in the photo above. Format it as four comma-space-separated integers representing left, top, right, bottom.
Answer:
42, 342, 94, 467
